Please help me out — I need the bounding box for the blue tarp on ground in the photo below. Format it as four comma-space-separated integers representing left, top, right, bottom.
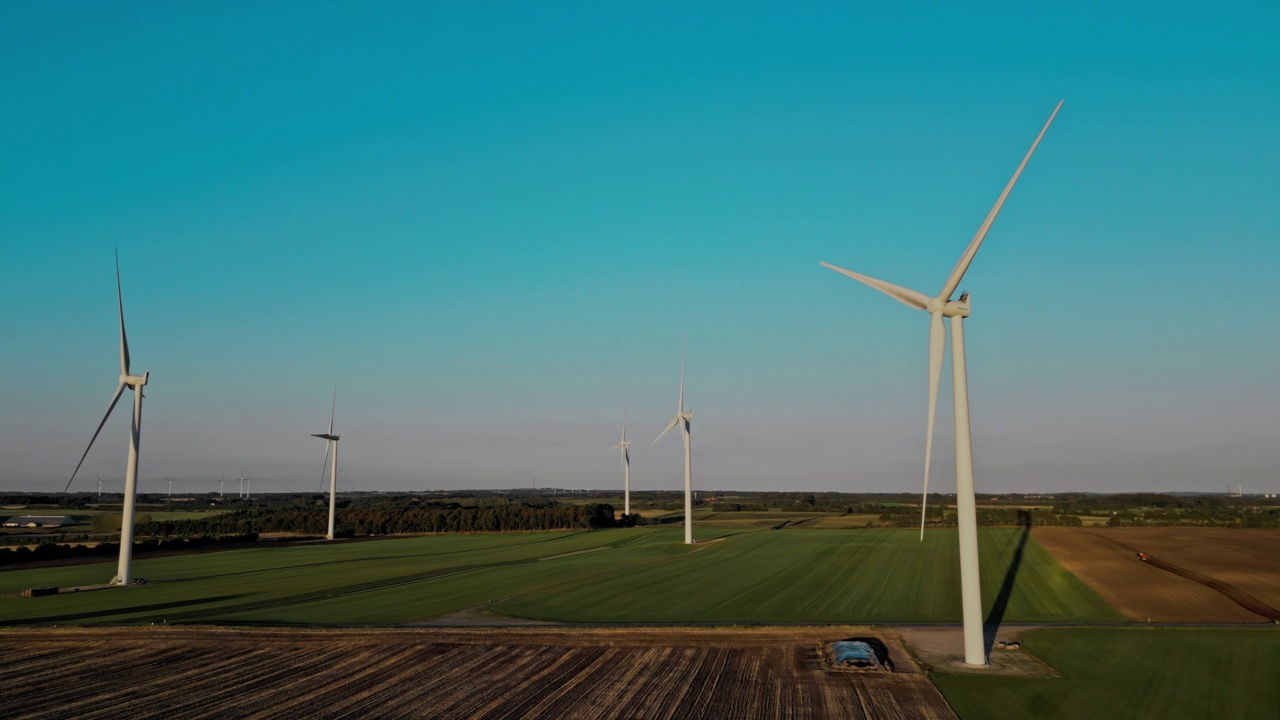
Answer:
831, 641, 885, 669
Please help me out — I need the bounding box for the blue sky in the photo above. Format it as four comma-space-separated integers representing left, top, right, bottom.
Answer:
2, 2, 1277, 494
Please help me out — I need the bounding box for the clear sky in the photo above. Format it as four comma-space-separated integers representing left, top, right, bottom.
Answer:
2, 2, 1277, 495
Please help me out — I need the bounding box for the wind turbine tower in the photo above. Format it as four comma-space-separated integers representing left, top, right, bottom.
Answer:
655, 339, 695, 544
65, 250, 152, 586
820, 102, 1062, 666
311, 389, 341, 540
96, 476, 103, 498
613, 401, 632, 517
166, 476, 174, 497
220, 475, 225, 498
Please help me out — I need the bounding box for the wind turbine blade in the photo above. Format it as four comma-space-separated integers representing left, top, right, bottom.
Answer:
66, 382, 127, 491
654, 416, 680, 445
920, 311, 945, 541
115, 249, 131, 375
319, 440, 332, 492
820, 262, 929, 310
939, 101, 1063, 300
678, 338, 686, 413
329, 386, 336, 435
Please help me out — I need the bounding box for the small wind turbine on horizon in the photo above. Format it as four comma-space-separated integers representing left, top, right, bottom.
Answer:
821, 101, 1062, 666
655, 339, 695, 544
64, 250, 152, 586
612, 399, 632, 517
165, 476, 174, 497
219, 475, 225, 498
312, 388, 341, 540
96, 476, 103, 497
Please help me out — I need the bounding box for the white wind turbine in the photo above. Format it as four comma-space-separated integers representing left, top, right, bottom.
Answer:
219, 475, 225, 498
96, 476, 104, 497
655, 340, 695, 545
165, 476, 174, 497
612, 400, 632, 517
65, 250, 151, 586
312, 389, 341, 540
821, 102, 1062, 666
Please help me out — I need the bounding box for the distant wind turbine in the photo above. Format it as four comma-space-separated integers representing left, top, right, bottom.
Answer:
65, 250, 152, 586
820, 101, 1062, 666
655, 339, 694, 544
219, 475, 225, 498
612, 400, 632, 517
96, 476, 103, 498
165, 476, 174, 497
311, 388, 341, 540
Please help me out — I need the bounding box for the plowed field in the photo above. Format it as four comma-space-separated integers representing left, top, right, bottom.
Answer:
1033, 528, 1280, 622
0, 626, 956, 720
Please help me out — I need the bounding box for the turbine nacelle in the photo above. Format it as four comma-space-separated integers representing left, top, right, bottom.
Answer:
121, 371, 149, 387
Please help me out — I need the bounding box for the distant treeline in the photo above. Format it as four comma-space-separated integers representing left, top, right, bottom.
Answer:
136, 502, 638, 539
0, 533, 259, 567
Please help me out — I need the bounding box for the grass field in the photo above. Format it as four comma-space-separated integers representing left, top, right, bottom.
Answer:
933, 627, 1280, 720
0, 525, 1120, 626
495, 527, 1122, 624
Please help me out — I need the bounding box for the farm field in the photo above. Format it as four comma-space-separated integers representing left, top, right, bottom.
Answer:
0, 626, 956, 720
933, 627, 1280, 720
0, 526, 1119, 626
494, 527, 1122, 624
1034, 527, 1280, 622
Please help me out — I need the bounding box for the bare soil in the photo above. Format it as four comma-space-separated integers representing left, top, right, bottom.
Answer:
0, 626, 956, 719
1034, 527, 1280, 623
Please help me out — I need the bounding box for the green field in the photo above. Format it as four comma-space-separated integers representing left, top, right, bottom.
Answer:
934, 627, 1280, 720
0, 525, 1119, 625
494, 527, 1121, 623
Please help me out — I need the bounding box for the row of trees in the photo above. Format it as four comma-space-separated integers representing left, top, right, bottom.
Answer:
0, 534, 259, 566
135, 502, 634, 539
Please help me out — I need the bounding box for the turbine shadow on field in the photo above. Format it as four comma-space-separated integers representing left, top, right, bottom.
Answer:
10, 594, 248, 625
984, 512, 1031, 655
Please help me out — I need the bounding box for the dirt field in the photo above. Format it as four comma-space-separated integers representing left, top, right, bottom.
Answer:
1034, 528, 1280, 623
0, 626, 956, 720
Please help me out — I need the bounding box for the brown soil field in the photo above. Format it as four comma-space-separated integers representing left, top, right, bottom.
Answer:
1034, 527, 1280, 623
0, 626, 955, 720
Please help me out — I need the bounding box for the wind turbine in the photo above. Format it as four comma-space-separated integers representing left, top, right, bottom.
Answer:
64, 250, 151, 586
821, 101, 1062, 666
612, 400, 632, 517
311, 389, 341, 540
655, 339, 694, 544
165, 476, 174, 497
219, 475, 225, 498
96, 476, 103, 498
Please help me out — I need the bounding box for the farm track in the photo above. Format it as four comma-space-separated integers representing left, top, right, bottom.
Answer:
0, 626, 956, 720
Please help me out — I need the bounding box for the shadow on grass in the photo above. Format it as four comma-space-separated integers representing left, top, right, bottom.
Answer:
6, 594, 248, 625
984, 512, 1031, 656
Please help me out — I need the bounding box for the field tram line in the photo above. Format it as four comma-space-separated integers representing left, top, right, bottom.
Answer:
476, 640, 609, 712
6, 642, 216, 719
7, 646, 180, 719
508, 646, 624, 720
1086, 531, 1280, 621
241, 643, 424, 720
89, 644, 291, 720
444, 644, 605, 719
329, 646, 484, 720
152, 644, 350, 720
331, 642, 499, 719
